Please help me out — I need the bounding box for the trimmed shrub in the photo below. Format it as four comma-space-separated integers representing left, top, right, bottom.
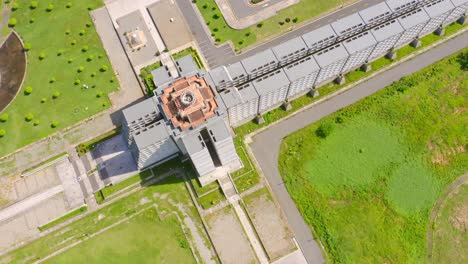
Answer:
86, 22, 92, 28
212, 13, 220, 19
245, 32, 251, 37
51, 121, 59, 128
458, 51, 468, 70
0, 129, 6, 137
12, 3, 19, 11
71, 39, 77, 45
30, 1, 38, 9
39, 53, 46, 60
100, 65, 109, 72
79, 29, 86, 36
50, 77, 56, 83
74, 79, 81, 85
33, 120, 40, 126
316, 122, 335, 138
96, 91, 104, 98
24, 86, 33, 95
285, 17, 291, 23
52, 91, 60, 99
66, 2, 73, 8
0, 114, 9, 122
213, 27, 219, 32
257, 22, 263, 28
77, 66, 84, 73
57, 49, 64, 56
202, 4, 208, 9
68, 58, 74, 64
87, 55, 94, 61
46, 4, 54, 12
81, 46, 89, 52
24, 43, 31, 51
292, 17, 299, 23
65, 29, 71, 35
29, 18, 35, 23
90, 72, 96, 77
41, 97, 47, 103
25, 114, 34, 122
8, 18, 17, 27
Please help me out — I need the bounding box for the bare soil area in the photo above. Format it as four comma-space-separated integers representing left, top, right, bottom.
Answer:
244, 188, 296, 261
205, 207, 257, 264
0, 33, 26, 112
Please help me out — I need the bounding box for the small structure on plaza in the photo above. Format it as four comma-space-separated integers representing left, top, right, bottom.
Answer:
125, 28, 147, 51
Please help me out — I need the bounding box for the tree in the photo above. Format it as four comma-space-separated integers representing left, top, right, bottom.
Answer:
87, 55, 94, 61
77, 66, 84, 73
12, 3, 19, 11
8, 18, 17, 27
66, 2, 72, 8
50, 77, 56, 83
81, 46, 89, 52
24, 86, 33, 95
100, 65, 109, 72
0, 129, 6, 137
71, 39, 77, 45
25, 113, 34, 122
65, 29, 71, 35
96, 91, 104, 98
51, 121, 59, 128
75, 79, 81, 85
53, 91, 60, 99
46, 4, 54, 12
292, 17, 299, 23
39, 53, 46, 60
86, 22, 92, 28
30, 1, 38, 9
316, 121, 335, 138
457, 51, 468, 70
41, 97, 47, 103
24, 43, 31, 51
33, 120, 40, 126
0, 113, 9, 122
79, 29, 86, 36
257, 22, 264, 28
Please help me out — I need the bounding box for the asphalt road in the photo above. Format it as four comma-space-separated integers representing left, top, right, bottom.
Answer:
249, 32, 468, 264
176, 0, 384, 68
227, 0, 285, 18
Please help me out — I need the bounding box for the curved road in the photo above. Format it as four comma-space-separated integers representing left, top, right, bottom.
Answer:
250, 31, 468, 264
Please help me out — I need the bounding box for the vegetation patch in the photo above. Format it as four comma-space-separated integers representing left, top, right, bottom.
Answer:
139, 60, 162, 95
0, 0, 118, 157
172, 47, 204, 69
431, 183, 468, 263
76, 127, 120, 156
278, 50, 467, 262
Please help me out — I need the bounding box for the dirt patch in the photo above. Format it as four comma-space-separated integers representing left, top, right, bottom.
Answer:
450, 204, 468, 231
0, 32, 26, 112
244, 190, 296, 261
206, 207, 256, 264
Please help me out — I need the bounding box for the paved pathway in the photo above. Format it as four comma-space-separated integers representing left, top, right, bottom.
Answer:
249, 32, 468, 264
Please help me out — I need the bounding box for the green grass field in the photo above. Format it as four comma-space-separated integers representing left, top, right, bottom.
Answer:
0, 176, 206, 263
279, 50, 467, 262
195, 0, 347, 50
431, 183, 468, 263
47, 208, 195, 264
0, 0, 118, 157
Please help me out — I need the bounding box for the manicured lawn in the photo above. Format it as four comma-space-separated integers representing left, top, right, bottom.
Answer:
0, 176, 204, 263
47, 208, 195, 264
431, 183, 468, 263
195, 0, 347, 51
0, 0, 118, 157
278, 50, 467, 262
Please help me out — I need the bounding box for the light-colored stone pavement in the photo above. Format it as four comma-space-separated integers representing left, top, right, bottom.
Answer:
272, 249, 308, 264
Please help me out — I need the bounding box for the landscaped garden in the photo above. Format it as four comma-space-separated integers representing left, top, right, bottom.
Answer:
278, 50, 467, 262
0, 176, 208, 263
194, 0, 348, 50
0, 0, 118, 157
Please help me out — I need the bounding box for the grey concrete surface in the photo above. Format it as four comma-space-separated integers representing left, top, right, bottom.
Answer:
228, 0, 286, 18
249, 32, 468, 264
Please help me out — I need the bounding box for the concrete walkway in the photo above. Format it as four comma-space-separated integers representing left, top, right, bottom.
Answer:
0, 185, 63, 223
249, 31, 468, 264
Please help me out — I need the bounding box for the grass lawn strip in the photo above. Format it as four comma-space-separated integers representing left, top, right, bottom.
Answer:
38, 206, 87, 231
195, 0, 349, 51
278, 50, 467, 262
75, 127, 120, 156
0, 0, 118, 157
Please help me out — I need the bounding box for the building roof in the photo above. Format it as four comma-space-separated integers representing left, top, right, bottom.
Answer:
271, 37, 308, 61
302, 25, 338, 52
342, 31, 377, 54
206, 117, 231, 142
331, 13, 366, 36
209, 62, 247, 87
151, 66, 174, 88
359, 2, 393, 25
241, 49, 278, 75
283, 55, 320, 82
175, 55, 198, 77
370, 18, 404, 41
423, 0, 455, 18
450, 0, 468, 7
219, 83, 259, 108
252, 69, 290, 96
181, 130, 205, 154
385, 0, 421, 12
313, 43, 349, 67
122, 97, 159, 123
133, 121, 171, 149
397, 7, 430, 28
